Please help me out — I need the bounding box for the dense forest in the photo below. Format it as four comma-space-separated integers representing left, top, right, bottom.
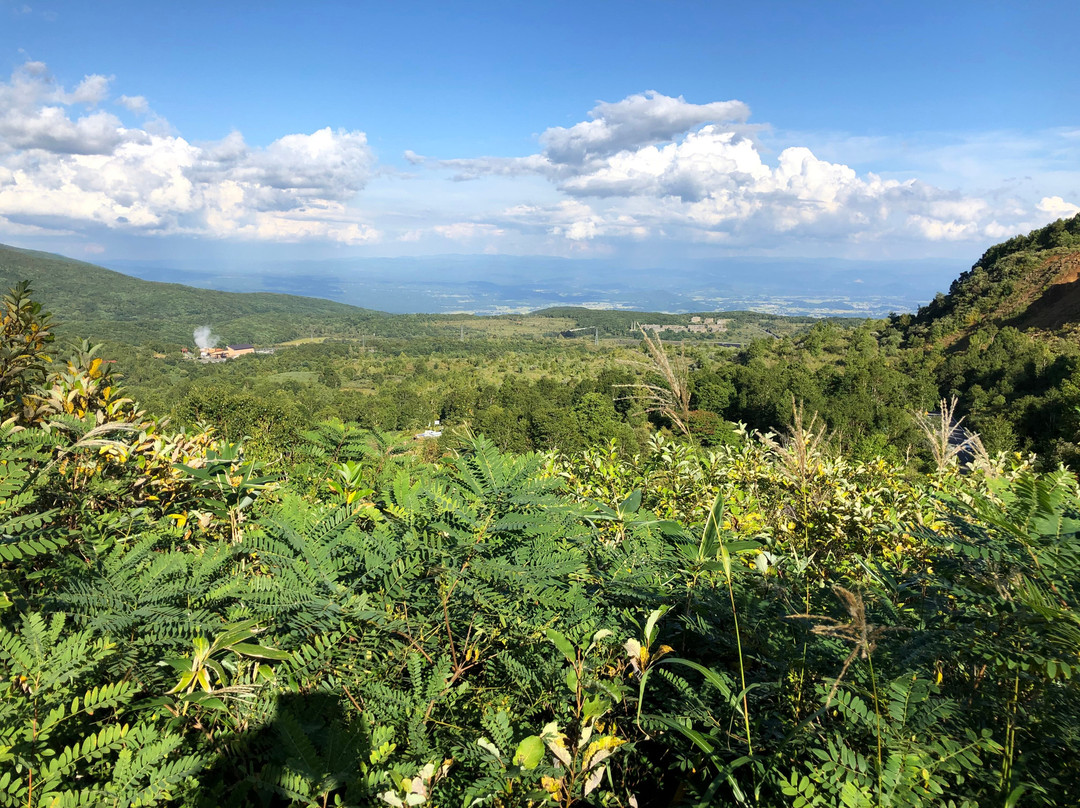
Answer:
2, 215, 1080, 806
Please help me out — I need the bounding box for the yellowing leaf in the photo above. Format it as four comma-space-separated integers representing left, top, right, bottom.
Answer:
546, 734, 572, 767
583, 735, 625, 769
541, 776, 561, 795
584, 764, 606, 796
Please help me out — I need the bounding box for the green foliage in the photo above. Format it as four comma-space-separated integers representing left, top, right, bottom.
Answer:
4, 264, 1080, 807
0, 612, 202, 807
0, 421, 63, 580
914, 471, 1080, 803
0, 282, 54, 424
780, 676, 999, 808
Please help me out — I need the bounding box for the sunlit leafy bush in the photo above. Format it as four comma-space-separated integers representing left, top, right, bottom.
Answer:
3, 282, 1079, 806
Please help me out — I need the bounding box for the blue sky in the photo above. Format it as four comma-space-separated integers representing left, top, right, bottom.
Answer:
0, 0, 1077, 267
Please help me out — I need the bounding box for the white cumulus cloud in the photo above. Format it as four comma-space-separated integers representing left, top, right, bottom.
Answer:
117, 95, 149, 114
540, 91, 751, 166
58, 74, 111, 106
1037, 195, 1080, 220
425, 91, 1075, 248
0, 62, 379, 244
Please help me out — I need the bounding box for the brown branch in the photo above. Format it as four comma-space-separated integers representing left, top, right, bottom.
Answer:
343, 685, 364, 713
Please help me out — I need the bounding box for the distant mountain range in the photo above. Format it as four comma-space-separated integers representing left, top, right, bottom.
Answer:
103, 254, 958, 317
8, 216, 1077, 351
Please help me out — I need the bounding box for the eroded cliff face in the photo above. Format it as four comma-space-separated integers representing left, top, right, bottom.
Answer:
1009, 251, 1080, 333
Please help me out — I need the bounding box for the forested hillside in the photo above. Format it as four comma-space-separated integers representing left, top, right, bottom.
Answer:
0, 243, 389, 346
888, 213, 1080, 465
94, 219, 1080, 471
2, 218, 1080, 807
909, 213, 1080, 342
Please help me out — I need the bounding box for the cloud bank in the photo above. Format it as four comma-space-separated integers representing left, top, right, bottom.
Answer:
0, 62, 379, 244
0, 66, 1075, 256
433, 92, 1076, 249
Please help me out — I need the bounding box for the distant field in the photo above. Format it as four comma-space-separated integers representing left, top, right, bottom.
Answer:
263, 371, 319, 384
452, 315, 580, 338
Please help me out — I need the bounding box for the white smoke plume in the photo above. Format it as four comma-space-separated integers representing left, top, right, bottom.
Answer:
193, 326, 219, 350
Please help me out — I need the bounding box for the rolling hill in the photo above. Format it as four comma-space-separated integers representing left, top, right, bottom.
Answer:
0, 243, 389, 346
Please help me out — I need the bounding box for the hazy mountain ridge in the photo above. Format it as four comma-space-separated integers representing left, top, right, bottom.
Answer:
8, 217, 1080, 351
0, 243, 833, 347
106, 254, 956, 316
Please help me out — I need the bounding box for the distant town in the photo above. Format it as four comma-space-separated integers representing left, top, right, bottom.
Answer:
635, 316, 730, 334
182, 344, 275, 363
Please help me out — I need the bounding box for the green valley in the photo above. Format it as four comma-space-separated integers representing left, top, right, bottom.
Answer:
2, 215, 1080, 807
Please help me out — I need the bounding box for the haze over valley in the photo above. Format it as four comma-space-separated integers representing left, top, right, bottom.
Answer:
106, 254, 955, 316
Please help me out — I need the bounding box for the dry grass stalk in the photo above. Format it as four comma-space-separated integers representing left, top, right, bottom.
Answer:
758, 397, 828, 486
615, 329, 692, 437
913, 396, 986, 472
789, 586, 904, 709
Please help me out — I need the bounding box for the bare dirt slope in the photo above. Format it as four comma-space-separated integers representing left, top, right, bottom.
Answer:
1005, 252, 1080, 332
